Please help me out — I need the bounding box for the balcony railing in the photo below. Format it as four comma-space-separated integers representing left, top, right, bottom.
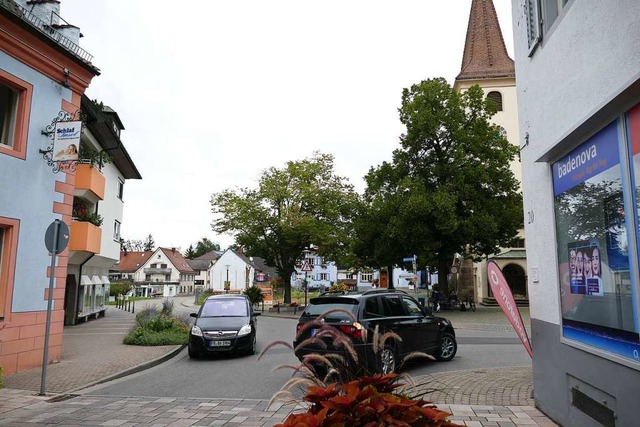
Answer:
0, 0, 93, 63
143, 268, 172, 275
69, 220, 101, 253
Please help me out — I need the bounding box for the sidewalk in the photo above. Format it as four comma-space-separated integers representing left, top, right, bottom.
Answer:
0, 300, 558, 426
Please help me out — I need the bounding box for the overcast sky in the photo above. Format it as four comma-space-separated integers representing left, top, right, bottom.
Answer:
61, 0, 515, 252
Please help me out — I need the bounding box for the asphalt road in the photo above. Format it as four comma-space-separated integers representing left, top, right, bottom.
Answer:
81, 314, 531, 400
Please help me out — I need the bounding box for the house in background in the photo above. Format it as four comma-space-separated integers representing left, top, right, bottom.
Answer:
186, 249, 221, 290
291, 247, 337, 291
116, 247, 195, 296
0, 0, 100, 374
453, 0, 526, 305
64, 96, 141, 325
511, 0, 640, 424
209, 248, 257, 293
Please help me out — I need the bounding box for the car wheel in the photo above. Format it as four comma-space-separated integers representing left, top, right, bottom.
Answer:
188, 345, 200, 359
379, 345, 398, 374
437, 333, 457, 361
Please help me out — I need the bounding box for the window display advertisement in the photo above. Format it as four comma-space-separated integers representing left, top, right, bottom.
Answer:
553, 116, 640, 364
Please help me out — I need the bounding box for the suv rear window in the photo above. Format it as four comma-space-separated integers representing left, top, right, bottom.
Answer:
304, 297, 359, 320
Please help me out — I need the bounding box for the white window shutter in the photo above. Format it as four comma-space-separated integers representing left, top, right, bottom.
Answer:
525, 0, 542, 55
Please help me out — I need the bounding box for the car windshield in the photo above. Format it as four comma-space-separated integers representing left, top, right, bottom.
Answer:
200, 299, 248, 317
303, 298, 359, 320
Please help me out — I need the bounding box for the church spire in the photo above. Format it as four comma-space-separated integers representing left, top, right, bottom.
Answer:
456, 0, 515, 81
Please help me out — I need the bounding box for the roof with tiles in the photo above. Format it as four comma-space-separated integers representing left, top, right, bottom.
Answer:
456, 0, 514, 81
117, 251, 152, 273
160, 247, 195, 273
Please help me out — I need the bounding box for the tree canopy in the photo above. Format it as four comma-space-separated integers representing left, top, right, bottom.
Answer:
355, 78, 523, 285
120, 234, 156, 252
184, 238, 221, 259
211, 152, 360, 303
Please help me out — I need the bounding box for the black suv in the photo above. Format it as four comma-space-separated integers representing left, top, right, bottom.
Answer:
293, 289, 456, 375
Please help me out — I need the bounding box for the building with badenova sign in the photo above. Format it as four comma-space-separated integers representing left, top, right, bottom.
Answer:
511, 0, 640, 425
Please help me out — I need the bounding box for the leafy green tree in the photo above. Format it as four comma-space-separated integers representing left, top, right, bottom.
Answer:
184, 244, 196, 259
193, 237, 220, 258
143, 234, 155, 252
211, 152, 360, 303
356, 78, 523, 287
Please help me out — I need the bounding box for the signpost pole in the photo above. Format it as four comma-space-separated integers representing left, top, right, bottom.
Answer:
40, 220, 59, 396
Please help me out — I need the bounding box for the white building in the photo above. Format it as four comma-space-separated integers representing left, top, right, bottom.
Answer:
511, 0, 640, 424
65, 97, 141, 324
209, 249, 256, 292
291, 248, 338, 291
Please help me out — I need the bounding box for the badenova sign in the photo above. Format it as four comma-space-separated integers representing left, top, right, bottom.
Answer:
552, 121, 620, 196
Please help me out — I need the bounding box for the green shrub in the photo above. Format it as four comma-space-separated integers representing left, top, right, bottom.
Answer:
124, 308, 189, 346
244, 286, 264, 305
110, 282, 132, 297
197, 290, 214, 305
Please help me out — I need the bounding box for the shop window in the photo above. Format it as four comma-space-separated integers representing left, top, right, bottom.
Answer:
0, 70, 32, 160
553, 115, 640, 363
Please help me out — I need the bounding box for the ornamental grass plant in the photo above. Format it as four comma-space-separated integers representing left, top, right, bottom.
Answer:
261, 308, 462, 426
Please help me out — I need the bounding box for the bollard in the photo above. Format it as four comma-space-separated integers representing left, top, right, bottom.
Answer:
132, 300, 135, 314
277, 302, 280, 314
127, 300, 131, 312
294, 305, 297, 315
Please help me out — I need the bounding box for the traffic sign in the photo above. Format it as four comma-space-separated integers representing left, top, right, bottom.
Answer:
402, 257, 414, 262
44, 219, 69, 253
301, 261, 313, 272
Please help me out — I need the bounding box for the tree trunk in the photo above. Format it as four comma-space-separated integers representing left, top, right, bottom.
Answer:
437, 258, 449, 294
387, 265, 395, 289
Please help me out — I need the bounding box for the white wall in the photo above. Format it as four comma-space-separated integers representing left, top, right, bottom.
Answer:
512, 0, 640, 325
209, 251, 254, 291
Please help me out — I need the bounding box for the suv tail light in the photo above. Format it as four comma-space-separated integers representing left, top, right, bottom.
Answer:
296, 323, 304, 336
337, 323, 363, 340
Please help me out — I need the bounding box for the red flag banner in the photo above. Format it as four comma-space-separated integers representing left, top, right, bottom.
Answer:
487, 261, 533, 358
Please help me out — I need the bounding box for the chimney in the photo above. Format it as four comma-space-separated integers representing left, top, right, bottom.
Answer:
172, 248, 176, 253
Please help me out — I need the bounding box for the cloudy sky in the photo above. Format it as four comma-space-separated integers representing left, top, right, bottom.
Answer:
61, 0, 515, 251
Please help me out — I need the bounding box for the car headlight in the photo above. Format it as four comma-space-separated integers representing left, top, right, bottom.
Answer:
191, 325, 203, 337
237, 324, 252, 337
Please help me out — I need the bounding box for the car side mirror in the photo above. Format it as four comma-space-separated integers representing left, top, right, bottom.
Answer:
190, 313, 197, 318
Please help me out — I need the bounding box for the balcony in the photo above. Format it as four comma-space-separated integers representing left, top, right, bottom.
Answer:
69, 220, 101, 253
143, 268, 172, 275
74, 163, 105, 203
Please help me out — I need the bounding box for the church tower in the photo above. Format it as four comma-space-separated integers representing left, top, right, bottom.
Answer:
455, 0, 527, 306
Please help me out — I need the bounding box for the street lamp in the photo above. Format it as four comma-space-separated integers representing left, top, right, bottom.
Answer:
225, 264, 230, 293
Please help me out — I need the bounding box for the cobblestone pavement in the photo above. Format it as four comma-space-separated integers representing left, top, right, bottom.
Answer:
0, 389, 558, 427
3, 307, 182, 393
0, 300, 558, 426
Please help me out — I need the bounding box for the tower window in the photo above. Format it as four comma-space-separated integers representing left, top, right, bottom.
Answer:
487, 91, 503, 111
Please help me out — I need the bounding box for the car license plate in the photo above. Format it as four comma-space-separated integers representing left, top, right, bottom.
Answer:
210, 340, 231, 347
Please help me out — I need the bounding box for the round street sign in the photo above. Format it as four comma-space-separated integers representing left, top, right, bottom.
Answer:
449, 265, 459, 274
45, 220, 70, 253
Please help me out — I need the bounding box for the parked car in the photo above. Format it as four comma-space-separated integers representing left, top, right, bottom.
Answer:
188, 294, 260, 359
293, 289, 457, 375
